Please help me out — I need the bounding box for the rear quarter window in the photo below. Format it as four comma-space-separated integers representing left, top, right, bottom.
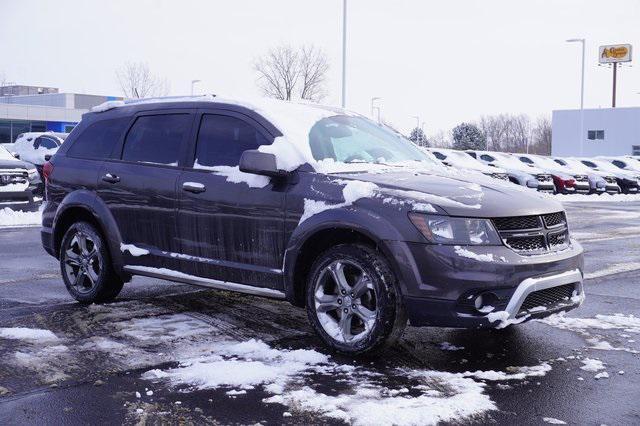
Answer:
67, 118, 129, 160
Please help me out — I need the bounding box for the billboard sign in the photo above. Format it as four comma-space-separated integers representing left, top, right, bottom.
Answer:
599, 44, 632, 63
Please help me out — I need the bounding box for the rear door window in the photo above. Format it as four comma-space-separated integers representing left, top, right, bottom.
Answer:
194, 114, 270, 168
122, 114, 191, 166
67, 118, 129, 160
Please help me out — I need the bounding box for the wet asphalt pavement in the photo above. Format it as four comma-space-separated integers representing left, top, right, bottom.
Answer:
0, 201, 639, 425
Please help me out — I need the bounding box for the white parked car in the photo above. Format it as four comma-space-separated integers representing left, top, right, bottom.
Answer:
0, 145, 42, 210
12, 132, 68, 166
428, 148, 510, 181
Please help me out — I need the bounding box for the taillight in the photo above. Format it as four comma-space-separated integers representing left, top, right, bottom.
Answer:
43, 161, 54, 184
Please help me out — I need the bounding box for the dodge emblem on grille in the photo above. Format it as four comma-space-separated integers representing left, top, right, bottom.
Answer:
0, 175, 10, 185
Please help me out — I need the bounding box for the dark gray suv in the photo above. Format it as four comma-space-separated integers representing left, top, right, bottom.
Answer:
41, 97, 584, 355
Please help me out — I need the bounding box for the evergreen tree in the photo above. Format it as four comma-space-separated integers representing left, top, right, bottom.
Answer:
452, 122, 486, 150
409, 127, 429, 147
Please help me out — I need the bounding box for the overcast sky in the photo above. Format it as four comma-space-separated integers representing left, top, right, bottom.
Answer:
2, 0, 639, 134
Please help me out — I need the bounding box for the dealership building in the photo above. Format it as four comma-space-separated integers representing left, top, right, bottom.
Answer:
552, 107, 640, 157
0, 85, 121, 144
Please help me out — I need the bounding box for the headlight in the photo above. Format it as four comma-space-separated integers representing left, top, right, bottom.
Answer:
408, 213, 502, 245
526, 179, 538, 188
27, 168, 38, 181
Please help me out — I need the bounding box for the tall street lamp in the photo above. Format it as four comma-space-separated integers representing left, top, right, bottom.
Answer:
341, 0, 347, 108
566, 38, 585, 156
191, 79, 201, 96
370, 97, 381, 120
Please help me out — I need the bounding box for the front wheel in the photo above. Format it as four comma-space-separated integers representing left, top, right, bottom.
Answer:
59, 222, 123, 303
306, 244, 407, 355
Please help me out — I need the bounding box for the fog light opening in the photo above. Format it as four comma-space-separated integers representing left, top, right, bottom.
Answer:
474, 292, 498, 313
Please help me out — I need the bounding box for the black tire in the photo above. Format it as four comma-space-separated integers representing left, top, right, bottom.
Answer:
305, 244, 407, 356
59, 221, 124, 303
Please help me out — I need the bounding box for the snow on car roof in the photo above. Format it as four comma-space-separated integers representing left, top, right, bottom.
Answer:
91, 95, 360, 172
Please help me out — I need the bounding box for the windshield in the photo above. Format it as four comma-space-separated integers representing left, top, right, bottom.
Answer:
591, 159, 625, 173
493, 152, 530, 168
309, 115, 435, 167
533, 155, 563, 170
447, 150, 485, 167
560, 158, 592, 173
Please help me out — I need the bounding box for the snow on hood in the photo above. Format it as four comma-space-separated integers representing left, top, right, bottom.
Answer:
333, 169, 563, 217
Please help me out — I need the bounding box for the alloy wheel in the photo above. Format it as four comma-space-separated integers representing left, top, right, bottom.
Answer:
63, 231, 101, 294
313, 259, 377, 343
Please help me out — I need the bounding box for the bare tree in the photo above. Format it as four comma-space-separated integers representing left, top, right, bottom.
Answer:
116, 62, 170, 99
530, 116, 552, 155
254, 44, 329, 102
298, 45, 329, 101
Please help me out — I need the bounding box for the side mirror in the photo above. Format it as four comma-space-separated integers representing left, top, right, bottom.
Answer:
442, 161, 452, 167
488, 163, 497, 167
12, 152, 20, 160
239, 150, 288, 178
44, 154, 53, 161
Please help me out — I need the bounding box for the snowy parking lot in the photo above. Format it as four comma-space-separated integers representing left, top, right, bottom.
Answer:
0, 200, 639, 425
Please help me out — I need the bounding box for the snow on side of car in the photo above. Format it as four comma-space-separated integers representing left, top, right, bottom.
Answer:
299, 180, 379, 223
193, 162, 270, 188
0, 207, 42, 228
454, 246, 500, 263
120, 243, 150, 257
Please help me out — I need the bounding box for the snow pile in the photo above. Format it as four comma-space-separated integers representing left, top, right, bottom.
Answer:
142, 338, 498, 425
543, 417, 567, 424
539, 312, 640, 333
460, 363, 552, 381
440, 342, 464, 351
0, 207, 42, 228
579, 358, 605, 372
0, 327, 60, 342
299, 179, 378, 223
120, 243, 149, 257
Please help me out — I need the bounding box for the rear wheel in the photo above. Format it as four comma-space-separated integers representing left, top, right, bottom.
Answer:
59, 222, 123, 303
306, 244, 407, 355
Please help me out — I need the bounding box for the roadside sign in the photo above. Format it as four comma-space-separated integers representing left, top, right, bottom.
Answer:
599, 44, 632, 63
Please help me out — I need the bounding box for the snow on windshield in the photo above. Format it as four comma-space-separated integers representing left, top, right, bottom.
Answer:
492, 153, 530, 168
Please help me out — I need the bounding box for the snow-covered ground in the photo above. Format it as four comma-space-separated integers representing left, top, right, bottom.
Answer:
0, 207, 42, 228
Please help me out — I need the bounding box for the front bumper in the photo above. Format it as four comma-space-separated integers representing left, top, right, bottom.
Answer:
0, 187, 40, 211
385, 239, 584, 328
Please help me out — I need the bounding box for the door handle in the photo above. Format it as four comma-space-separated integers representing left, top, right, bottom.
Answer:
182, 182, 206, 194
102, 173, 120, 184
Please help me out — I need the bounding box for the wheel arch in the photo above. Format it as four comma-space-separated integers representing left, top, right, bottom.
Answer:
283, 211, 404, 308
53, 192, 128, 280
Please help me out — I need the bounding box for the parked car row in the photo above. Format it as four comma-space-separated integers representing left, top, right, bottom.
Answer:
427, 147, 640, 195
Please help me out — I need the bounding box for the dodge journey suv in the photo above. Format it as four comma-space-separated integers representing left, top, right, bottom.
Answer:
41, 96, 584, 355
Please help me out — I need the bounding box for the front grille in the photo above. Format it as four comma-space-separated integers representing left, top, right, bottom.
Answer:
536, 173, 552, 182
493, 215, 541, 231
0, 170, 28, 187
518, 283, 576, 314
604, 176, 617, 184
574, 175, 588, 182
504, 235, 546, 252
493, 211, 570, 255
493, 173, 510, 181
543, 212, 566, 228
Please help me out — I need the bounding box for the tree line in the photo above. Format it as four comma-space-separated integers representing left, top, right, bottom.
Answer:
409, 114, 552, 155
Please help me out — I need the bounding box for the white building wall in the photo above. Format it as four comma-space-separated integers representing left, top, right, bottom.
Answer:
552, 107, 640, 157
0, 103, 86, 122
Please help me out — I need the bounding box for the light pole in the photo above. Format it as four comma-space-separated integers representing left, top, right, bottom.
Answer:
341, 0, 347, 108
370, 97, 381, 120
191, 79, 201, 96
567, 38, 585, 156
412, 115, 420, 130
